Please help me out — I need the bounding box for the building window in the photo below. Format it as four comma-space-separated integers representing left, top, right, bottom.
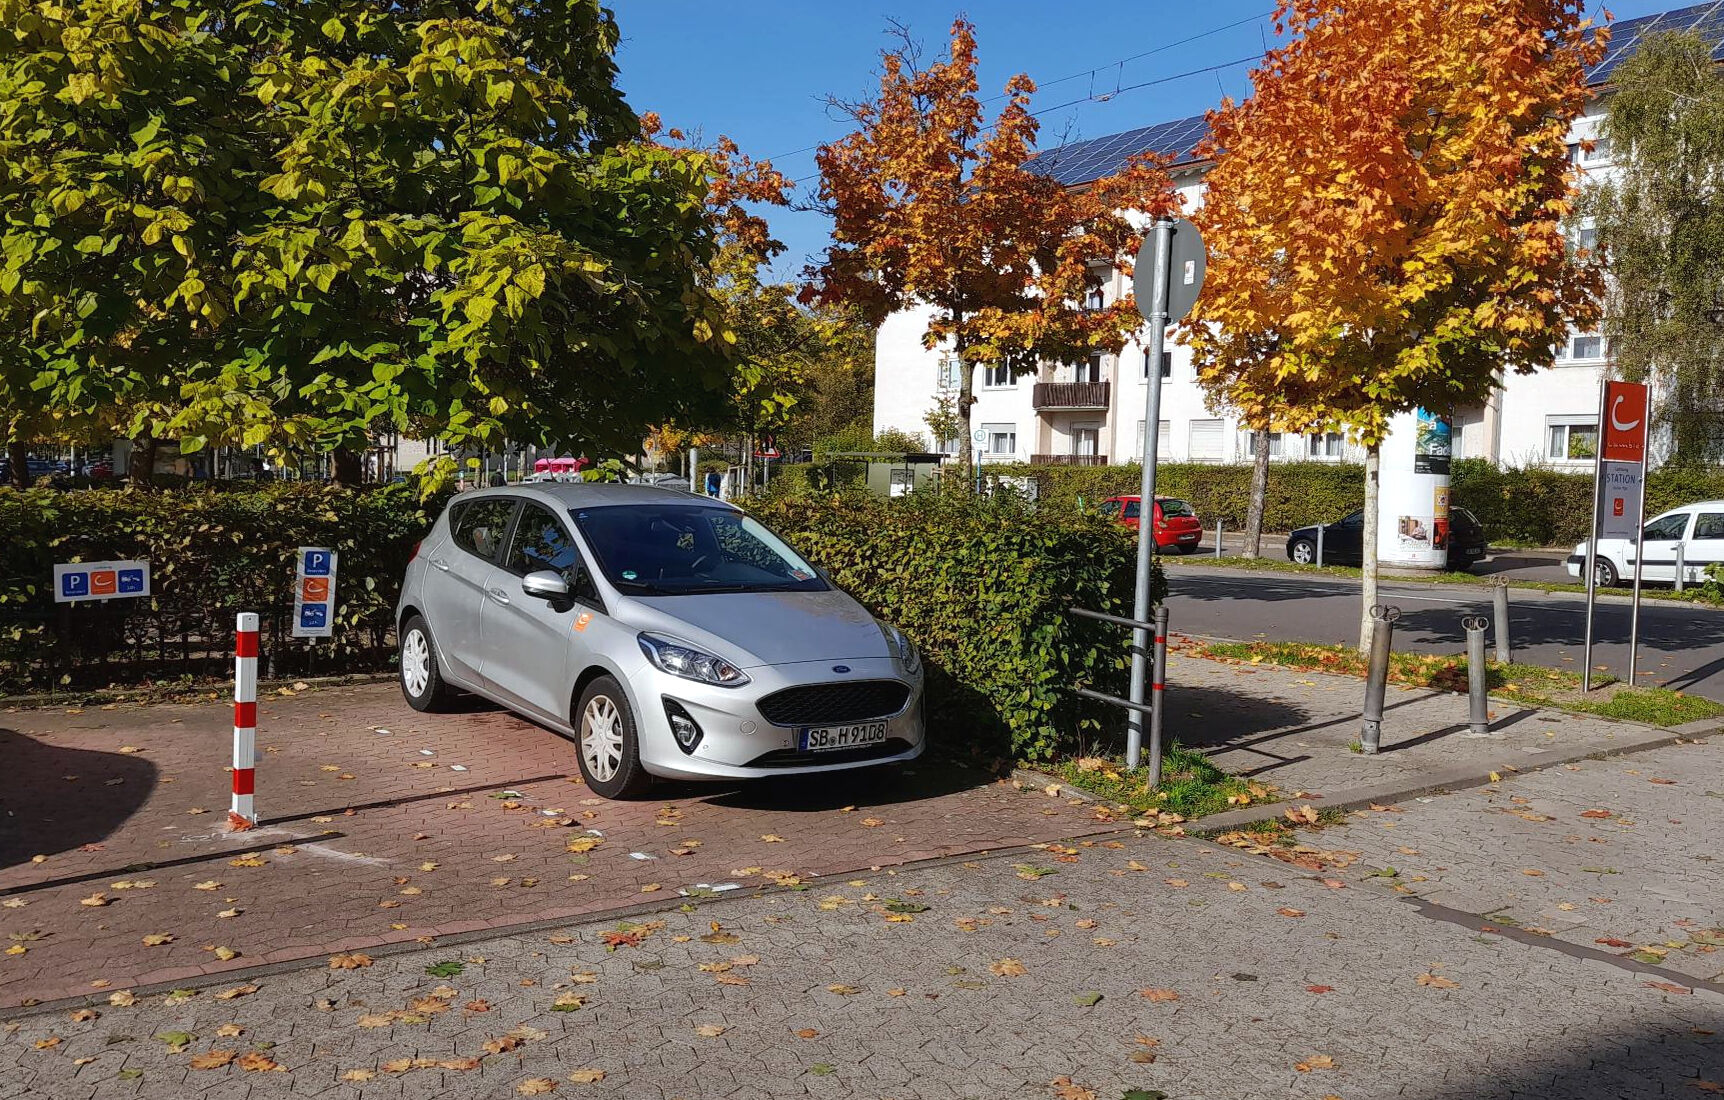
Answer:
1133, 419, 1171, 459
936, 434, 962, 456
1084, 284, 1107, 311
1189, 419, 1225, 462
983, 423, 1017, 456
1142, 350, 1172, 379
1308, 432, 1344, 459
937, 358, 965, 391
1571, 224, 1598, 255
1546, 417, 1597, 462
1566, 334, 1604, 360
1580, 135, 1612, 165
982, 363, 1013, 389
1076, 354, 1104, 384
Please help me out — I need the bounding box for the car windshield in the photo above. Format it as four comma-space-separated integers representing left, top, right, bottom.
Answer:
571, 504, 827, 596
1159, 498, 1195, 518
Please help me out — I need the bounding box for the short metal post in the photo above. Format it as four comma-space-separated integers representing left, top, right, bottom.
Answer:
1316, 523, 1325, 568
1492, 582, 1512, 666
1148, 605, 1169, 787
1675, 542, 1686, 593
1463, 614, 1493, 737
1360, 604, 1399, 754
1214, 518, 1223, 559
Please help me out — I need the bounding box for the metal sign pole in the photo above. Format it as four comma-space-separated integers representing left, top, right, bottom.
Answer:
1125, 216, 1173, 776
1582, 381, 1606, 692
1627, 436, 1649, 686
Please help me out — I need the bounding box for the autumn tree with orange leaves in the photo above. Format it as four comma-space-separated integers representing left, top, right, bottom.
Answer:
1186, 0, 1606, 650
805, 19, 1179, 470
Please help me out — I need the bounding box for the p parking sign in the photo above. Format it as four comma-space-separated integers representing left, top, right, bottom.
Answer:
292, 547, 338, 638
53, 561, 150, 603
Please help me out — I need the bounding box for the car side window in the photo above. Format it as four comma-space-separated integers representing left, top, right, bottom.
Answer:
504, 503, 581, 576
1694, 513, 1724, 540
1097, 500, 1120, 519
1123, 500, 1141, 519
451, 499, 517, 563
1335, 512, 1363, 529
1643, 513, 1690, 541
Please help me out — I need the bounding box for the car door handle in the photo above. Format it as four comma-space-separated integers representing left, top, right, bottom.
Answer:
429, 557, 451, 572
487, 587, 511, 605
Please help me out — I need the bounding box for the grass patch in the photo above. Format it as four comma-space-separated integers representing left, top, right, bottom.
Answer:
1194, 640, 1723, 728
1049, 743, 1271, 820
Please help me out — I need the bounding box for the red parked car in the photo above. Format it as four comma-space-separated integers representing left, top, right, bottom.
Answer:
1098, 495, 1203, 553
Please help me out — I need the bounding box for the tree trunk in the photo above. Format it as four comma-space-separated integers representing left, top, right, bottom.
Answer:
332, 447, 363, 485
1358, 442, 1381, 654
127, 436, 156, 487
1243, 429, 1271, 558
7, 436, 30, 490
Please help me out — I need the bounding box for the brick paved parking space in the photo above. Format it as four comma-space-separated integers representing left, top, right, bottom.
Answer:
0, 825, 1717, 1100
0, 685, 1111, 1010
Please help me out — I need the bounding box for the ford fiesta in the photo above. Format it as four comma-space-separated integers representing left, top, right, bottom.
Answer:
394, 484, 925, 798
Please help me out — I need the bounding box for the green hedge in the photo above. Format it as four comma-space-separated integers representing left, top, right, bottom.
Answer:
754, 491, 1155, 762
984, 461, 1365, 532
0, 483, 441, 693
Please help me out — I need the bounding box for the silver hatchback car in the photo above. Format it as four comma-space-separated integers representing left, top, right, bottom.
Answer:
395, 484, 925, 797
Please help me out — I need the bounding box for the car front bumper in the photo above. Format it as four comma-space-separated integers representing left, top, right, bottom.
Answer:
623, 654, 925, 782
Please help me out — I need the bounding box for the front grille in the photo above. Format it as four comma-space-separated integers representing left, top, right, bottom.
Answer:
745, 738, 914, 769
755, 680, 911, 727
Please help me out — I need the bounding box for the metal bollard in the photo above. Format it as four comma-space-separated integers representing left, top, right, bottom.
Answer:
1316, 524, 1326, 568
1492, 582, 1512, 665
1360, 604, 1400, 754
1215, 518, 1224, 559
1148, 606, 1169, 788
1463, 614, 1493, 737
1676, 542, 1686, 593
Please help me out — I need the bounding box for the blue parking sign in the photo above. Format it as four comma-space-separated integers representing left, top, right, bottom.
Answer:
303, 550, 333, 576
298, 603, 328, 630
60, 572, 88, 598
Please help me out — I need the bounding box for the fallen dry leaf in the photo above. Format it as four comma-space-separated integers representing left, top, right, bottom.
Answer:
215, 1023, 244, 1037
568, 1069, 606, 1083
189, 1049, 237, 1070
990, 958, 1028, 977
1140, 988, 1179, 1003
141, 933, 174, 947
236, 1051, 284, 1072
517, 1078, 558, 1095
1645, 981, 1692, 995
693, 1024, 727, 1037
329, 953, 373, 970
1050, 1075, 1097, 1100
213, 984, 258, 1000
1295, 1054, 1338, 1072
108, 991, 138, 1007
796, 1028, 819, 1039
1416, 972, 1459, 989
1278, 907, 1306, 918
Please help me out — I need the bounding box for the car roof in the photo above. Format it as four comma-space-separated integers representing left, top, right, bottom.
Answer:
1664, 500, 1724, 512
454, 483, 733, 510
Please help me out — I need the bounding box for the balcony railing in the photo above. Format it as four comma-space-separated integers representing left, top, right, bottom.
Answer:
1031, 454, 1109, 466
1032, 381, 1110, 410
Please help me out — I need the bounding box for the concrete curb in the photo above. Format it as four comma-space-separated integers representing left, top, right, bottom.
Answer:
1189, 725, 1692, 832
1008, 767, 1100, 802
0, 671, 397, 711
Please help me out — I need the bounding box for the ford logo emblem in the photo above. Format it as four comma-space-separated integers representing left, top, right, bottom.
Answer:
832, 665, 850, 674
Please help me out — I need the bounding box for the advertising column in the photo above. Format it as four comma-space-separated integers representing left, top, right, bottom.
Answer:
1376, 408, 1452, 569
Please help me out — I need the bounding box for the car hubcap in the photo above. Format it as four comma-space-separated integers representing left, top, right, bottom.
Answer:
1294, 544, 1312, 564
402, 629, 430, 697
582, 696, 624, 783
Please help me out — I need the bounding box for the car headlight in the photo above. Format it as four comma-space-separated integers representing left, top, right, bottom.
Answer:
878, 621, 922, 676
637, 633, 751, 687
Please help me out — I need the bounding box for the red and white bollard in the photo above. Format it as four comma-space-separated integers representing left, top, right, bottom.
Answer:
228, 612, 259, 831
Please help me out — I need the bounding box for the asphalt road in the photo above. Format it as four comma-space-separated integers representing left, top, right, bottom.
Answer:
1164, 563, 1724, 702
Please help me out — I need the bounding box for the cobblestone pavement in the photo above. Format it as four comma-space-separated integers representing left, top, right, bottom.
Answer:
1301, 736, 1724, 985
0, 685, 1110, 1009
1, 816, 1719, 1100
1161, 649, 1688, 796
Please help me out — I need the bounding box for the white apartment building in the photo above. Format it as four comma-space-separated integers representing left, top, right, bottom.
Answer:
874, 3, 1715, 471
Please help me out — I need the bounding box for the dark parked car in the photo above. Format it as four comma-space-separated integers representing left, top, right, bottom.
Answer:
1286, 507, 1488, 572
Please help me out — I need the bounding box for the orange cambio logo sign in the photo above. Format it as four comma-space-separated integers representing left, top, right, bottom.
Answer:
1601, 381, 1648, 464
300, 576, 330, 602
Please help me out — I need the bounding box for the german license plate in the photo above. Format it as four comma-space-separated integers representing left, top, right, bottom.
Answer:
799, 721, 887, 752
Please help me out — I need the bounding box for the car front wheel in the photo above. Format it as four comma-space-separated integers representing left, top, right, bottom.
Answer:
1593, 556, 1619, 587
575, 676, 652, 799
1289, 538, 1317, 565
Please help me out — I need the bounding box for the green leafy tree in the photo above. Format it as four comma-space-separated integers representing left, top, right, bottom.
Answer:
1, 0, 771, 486
1583, 30, 1724, 462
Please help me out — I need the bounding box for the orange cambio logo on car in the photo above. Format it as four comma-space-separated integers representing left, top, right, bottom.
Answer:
301, 576, 330, 601
573, 612, 593, 633
89, 570, 117, 595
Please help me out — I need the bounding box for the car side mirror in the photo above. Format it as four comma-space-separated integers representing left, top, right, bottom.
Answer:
522, 570, 570, 601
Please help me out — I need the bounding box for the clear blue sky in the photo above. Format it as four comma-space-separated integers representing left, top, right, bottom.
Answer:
611, 0, 1678, 281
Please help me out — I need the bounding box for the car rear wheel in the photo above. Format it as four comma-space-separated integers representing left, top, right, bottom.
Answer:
575, 676, 652, 799
1289, 538, 1317, 565
399, 615, 457, 712
1593, 556, 1619, 587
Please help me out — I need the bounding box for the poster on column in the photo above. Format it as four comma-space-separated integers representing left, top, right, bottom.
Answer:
1379, 408, 1452, 568
292, 547, 338, 638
